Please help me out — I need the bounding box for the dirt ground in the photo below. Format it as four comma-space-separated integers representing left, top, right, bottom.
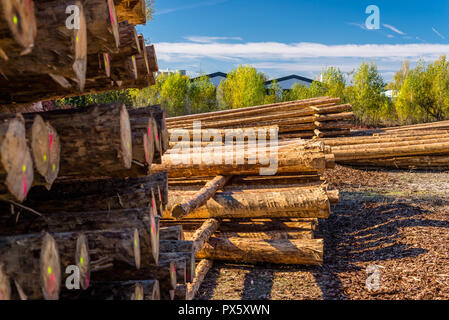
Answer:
196, 165, 449, 300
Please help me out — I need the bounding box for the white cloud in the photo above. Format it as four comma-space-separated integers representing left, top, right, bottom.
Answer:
155, 0, 228, 15
184, 36, 243, 43
155, 41, 449, 61
382, 24, 406, 35
432, 27, 446, 40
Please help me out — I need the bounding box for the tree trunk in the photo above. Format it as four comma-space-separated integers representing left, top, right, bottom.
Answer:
153, 141, 328, 177
159, 226, 184, 241
32, 103, 133, 177
0, 0, 88, 91
191, 219, 219, 254
83, 0, 120, 54
0, 232, 61, 299
174, 259, 212, 300
114, 0, 145, 25
146, 45, 158, 72
0, 0, 37, 60
0, 115, 34, 202
164, 186, 331, 219
26, 172, 168, 211
51, 232, 90, 290
197, 237, 323, 265
161, 218, 318, 233
159, 252, 195, 284
0, 262, 11, 300
172, 176, 230, 219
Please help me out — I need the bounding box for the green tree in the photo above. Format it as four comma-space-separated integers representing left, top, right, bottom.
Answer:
347, 62, 391, 125
159, 72, 190, 116
319, 67, 347, 101
395, 56, 449, 123
218, 65, 266, 109
264, 80, 283, 104
128, 73, 166, 107
287, 82, 310, 100
188, 75, 217, 114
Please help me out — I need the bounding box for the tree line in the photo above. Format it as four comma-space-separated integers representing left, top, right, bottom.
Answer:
56, 56, 449, 126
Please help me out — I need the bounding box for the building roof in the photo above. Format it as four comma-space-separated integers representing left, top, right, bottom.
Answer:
266, 75, 314, 86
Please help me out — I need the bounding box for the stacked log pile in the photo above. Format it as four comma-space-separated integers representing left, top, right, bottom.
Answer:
324, 123, 449, 169
0, 0, 158, 110
0, 0, 182, 301
150, 103, 341, 298
166, 96, 354, 140
0, 104, 180, 300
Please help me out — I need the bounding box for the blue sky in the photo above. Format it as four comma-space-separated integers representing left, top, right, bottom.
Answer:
137, 0, 449, 82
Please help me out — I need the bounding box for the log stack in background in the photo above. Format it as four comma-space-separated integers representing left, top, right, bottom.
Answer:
324, 122, 449, 170
166, 97, 354, 140
0, 1, 191, 301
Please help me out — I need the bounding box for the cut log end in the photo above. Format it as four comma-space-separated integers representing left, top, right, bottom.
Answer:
31, 115, 60, 187
0, 263, 11, 300
2, 116, 34, 201
149, 207, 159, 265
75, 234, 90, 290
151, 280, 160, 300
132, 283, 144, 300
73, 1, 87, 91
107, 0, 120, 48
40, 233, 61, 300
103, 53, 111, 77
169, 261, 177, 290
120, 105, 133, 169
133, 228, 141, 269
1, 0, 37, 54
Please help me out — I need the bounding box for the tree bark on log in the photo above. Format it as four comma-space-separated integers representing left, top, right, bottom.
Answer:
153, 141, 328, 177
0, 0, 88, 91
0, 0, 37, 60
0, 262, 11, 300
191, 219, 219, 254
159, 226, 184, 241
159, 252, 195, 284
215, 230, 314, 240
146, 45, 158, 72
93, 260, 176, 292
161, 218, 318, 233
31, 103, 133, 177
172, 176, 230, 219
164, 187, 331, 219
0, 232, 61, 299
26, 173, 168, 211
51, 232, 90, 290
114, 0, 145, 25
167, 97, 339, 125
83, 0, 120, 54
174, 259, 212, 300
197, 237, 323, 265
0, 115, 34, 202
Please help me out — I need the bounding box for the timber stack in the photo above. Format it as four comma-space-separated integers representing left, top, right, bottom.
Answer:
323, 121, 449, 169
0, 0, 158, 112
166, 96, 354, 140
0, 0, 192, 301
150, 100, 341, 299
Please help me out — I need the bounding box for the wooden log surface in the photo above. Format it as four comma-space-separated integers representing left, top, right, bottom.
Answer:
197, 237, 323, 265
164, 186, 331, 219
171, 176, 230, 219
0, 232, 61, 300
174, 259, 213, 300
0, 0, 37, 60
